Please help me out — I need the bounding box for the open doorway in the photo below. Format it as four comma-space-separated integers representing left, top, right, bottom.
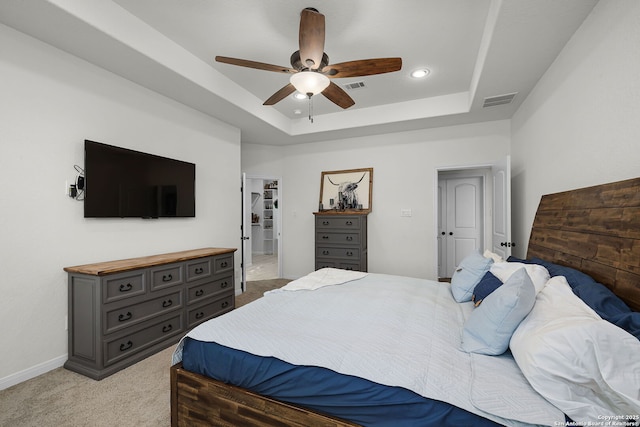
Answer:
435, 157, 511, 281
437, 168, 489, 280
242, 175, 282, 287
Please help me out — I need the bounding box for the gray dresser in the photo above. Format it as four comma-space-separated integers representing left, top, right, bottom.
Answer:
314, 213, 368, 271
64, 248, 236, 380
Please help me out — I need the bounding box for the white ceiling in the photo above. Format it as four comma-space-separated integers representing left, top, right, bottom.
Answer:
0, 0, 598, 145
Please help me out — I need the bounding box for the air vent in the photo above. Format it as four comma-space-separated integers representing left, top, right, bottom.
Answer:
483, 92, 517, 108
343, 81, 366, 90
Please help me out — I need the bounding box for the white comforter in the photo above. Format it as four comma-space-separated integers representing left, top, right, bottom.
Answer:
173, 271, 564, 426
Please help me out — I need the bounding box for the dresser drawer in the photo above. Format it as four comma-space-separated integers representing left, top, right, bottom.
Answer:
104, 290, 183, 335
213, 254, 234, 275
186, 258, 212, 282
187, 276, 233, 305
316, 260, 362, 271
150, 263, 184, 291
315, 216, 361, 230
187, 294, 234, 328
103, 271, 146, 303
104, 312, 183, 366
316, 246, 360, 260
316, 231, 362, 245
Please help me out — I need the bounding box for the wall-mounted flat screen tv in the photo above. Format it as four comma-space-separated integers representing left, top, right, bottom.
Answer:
84, 140, 195, 218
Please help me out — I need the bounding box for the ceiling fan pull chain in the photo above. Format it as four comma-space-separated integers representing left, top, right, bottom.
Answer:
308, 94, 314, 123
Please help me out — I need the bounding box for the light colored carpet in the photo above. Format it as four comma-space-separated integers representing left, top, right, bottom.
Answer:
0, 279, 289, 427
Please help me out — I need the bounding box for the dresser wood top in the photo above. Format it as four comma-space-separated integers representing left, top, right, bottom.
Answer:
314, 211, 369, 216
64, 247, 236, 276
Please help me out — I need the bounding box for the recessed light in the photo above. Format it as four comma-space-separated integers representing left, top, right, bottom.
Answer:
293, 92, 307, 100
410, 68, 430, 79
293, 109, 302, 115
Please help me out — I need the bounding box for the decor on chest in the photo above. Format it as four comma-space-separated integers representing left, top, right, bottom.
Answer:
319, 168, 372, 213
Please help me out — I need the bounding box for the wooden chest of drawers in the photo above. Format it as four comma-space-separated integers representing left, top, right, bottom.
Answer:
314, 213, 368, 272
64, 248, 236, 380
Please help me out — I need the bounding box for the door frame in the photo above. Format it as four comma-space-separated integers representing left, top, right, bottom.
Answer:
434, 165, 492, 280
242, 173, 283, 289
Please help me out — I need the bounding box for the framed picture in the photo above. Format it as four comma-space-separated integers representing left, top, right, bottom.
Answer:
319, 168, 373, 213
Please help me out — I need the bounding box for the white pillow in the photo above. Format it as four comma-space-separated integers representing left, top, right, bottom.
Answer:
483, 249, 504, 263
510, 276, 640, 422
490, 262, 550, 294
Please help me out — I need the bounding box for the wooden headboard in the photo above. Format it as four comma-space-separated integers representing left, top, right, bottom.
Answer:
527, 177, 640, 312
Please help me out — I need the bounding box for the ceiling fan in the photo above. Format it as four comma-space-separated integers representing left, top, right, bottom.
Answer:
215, 7, 402, 110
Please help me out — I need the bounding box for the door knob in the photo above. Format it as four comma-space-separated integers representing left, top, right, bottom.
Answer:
441, 232, 445, 236
449, 232, 453, 235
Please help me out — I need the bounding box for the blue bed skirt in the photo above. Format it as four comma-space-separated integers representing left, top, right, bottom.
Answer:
181, 337, 502, 427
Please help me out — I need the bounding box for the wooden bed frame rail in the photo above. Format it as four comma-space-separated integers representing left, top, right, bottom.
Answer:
171, 363, 361, 427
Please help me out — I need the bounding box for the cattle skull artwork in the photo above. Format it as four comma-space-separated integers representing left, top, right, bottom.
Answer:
319, 168, 373, 213
328, 173, 365, 209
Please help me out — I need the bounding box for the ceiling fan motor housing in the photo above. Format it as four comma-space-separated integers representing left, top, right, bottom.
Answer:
290, 50, 329, 72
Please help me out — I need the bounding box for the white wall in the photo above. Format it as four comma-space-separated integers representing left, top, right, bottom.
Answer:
0, 24, 241, 387
243, 120, 510, 280
510, 0, 640, 258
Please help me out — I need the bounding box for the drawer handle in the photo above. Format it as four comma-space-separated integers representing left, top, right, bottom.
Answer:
162, 299, 173, 308
220, 261, 228, 268
346, 251, 353, 257
162, 274, 173, 282
195, 289, 204, 297
322, 221, 330, 226
345, 221, 353, 226
345, 236, 353, 241
221, 301, 229, 308
119, 283, 133, 292
322, 235, 329, 239
195, 312, 204, 319
118, 312, 132, 322
221, 281, 229, 288
162, 324, 173, 333
322, 250, 330, 255
194, 267, 204, 275
120, 341, 133, 352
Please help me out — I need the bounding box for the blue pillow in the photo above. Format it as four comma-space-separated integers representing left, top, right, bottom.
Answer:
450, 250, 493, 303
461, 268, 536, 355
472, 272, 503, 306
610, 312, 640, 340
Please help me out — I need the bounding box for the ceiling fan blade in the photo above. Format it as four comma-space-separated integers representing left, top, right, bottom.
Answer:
321, 82, 355, 109
263, 83, 297, 106
215, 56, 296, 74
298, 8, 325, 70
323, 58, 402, 78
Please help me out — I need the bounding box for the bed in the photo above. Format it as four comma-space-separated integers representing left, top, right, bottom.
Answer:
170, 177, 640, 426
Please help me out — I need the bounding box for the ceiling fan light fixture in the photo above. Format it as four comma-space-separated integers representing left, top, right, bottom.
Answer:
290, 71, 330, 96
410, 68, 430, 79
293, 92, 308, 100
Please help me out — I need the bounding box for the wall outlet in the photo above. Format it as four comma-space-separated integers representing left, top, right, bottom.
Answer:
400, 208, 412, 217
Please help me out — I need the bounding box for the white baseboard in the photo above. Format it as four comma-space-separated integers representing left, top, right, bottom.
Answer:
0, 354, 67, 391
